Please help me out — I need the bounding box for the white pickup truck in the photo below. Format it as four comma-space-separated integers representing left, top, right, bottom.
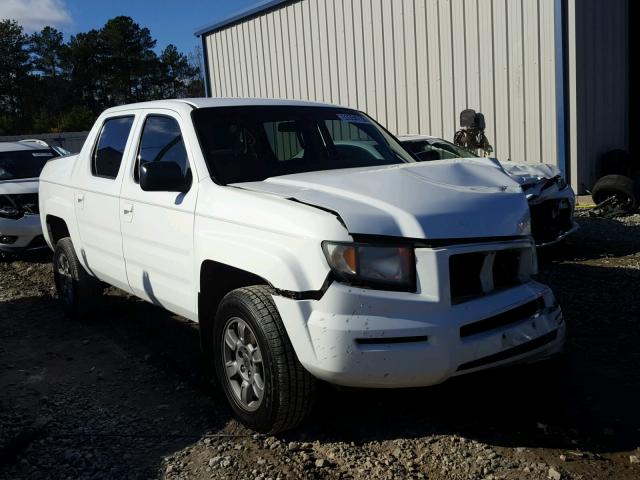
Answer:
39, 98, 565, 433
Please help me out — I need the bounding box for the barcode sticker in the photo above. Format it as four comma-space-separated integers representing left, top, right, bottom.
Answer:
337, 113, 370, 124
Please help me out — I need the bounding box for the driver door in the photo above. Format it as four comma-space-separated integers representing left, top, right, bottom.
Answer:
119, 110, 198, 320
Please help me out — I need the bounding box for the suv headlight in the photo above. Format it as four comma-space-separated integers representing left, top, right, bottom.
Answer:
0, 206, 22, 220
322, 241, 416, 292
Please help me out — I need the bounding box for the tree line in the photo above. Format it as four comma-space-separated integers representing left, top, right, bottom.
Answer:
0, 16, 204, 135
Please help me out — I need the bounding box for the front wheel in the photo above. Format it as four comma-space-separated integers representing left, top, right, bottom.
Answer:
213, 286, 315, 433
53, 237, 103, 319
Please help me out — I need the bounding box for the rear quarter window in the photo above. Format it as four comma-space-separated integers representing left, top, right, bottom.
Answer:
92, 116, 134, 179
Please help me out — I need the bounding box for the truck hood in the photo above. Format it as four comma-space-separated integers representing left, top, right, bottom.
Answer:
498, 161, 574, 205
0, 178, 39, 195
234, 160, 531, 240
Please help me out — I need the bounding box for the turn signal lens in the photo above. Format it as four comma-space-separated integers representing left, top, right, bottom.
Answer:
323, 243, 357, 276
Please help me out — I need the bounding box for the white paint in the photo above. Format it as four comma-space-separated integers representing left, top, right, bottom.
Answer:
39, 98, 565, 388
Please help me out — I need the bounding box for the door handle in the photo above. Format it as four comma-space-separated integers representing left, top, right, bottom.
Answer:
76, 193, 85, 209
123, 203, 134, 223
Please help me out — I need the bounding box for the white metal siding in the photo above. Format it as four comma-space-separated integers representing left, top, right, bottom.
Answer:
203, 0, 560, 165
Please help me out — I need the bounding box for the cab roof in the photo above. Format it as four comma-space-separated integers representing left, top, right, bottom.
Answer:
103, 97, 343, 115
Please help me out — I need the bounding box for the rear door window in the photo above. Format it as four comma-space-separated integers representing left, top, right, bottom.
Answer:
92, 116, 134, 179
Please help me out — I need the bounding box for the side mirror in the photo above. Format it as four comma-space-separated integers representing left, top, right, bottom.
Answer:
139, 161, 189, 192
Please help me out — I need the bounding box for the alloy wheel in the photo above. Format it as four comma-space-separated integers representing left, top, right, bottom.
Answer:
56, 251, 74, 305
221, 317, 265, 412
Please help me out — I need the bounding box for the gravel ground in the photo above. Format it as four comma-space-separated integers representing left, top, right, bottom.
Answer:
1, 211, 640, 480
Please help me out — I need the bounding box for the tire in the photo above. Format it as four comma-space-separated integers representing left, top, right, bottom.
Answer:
212, 285, 315, 433
591, 174, 639, 212
53, 237, 103, 319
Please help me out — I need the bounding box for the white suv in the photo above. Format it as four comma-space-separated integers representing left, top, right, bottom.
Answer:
39, 99, 565, 433
0, 141, 59, 253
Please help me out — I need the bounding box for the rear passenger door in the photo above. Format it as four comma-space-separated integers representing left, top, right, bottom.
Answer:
119, 111, 198, 320
73, 115, 135, 292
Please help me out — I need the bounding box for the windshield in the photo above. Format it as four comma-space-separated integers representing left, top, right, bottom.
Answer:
403, 138, 478, 161
0, 149, 57, 180
192, 106, 414, 184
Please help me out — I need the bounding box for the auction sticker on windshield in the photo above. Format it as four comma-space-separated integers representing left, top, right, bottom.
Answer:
336, 113, 371, 124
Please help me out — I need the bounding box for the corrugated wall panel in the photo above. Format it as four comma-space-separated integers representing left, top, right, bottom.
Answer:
403, 0, 419, 133
361, 0, 377, 116
538, 0, 557, 167
344, 0, 358, 108
438, 0, 456, 142
352, 0, 366, 109
465, 0, 481, 114
506, 0, 525, 162
414, 0, 428, 133
203, 0, 560, 165
522, 0, 542, 164
451, 0, 467, 136
492, 0, 510, 159
477, 0, 495, 147
371, 0, 386, 123
569, 0, 629, 191
382, 0, 397, 132
425, 0, 443, 138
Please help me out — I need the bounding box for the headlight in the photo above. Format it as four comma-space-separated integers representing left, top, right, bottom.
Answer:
0, 195, 23, 219
322, 241, 416, 292
0, 206, 22, 220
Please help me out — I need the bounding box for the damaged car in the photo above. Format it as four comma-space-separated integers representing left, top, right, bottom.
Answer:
399, 134, 578, 247
39, 99, 565, 433
0, 141, 59, 253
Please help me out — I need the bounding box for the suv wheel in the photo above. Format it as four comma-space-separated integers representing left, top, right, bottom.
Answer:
53, 237, 103, 319
213, 286, 315, 433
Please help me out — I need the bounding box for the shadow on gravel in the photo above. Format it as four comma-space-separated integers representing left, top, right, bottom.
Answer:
0, 249, 51, 264
143, 254, 638, 456
2, 249, 639, 477
0, 294, 236, 479
303, 260, 640, 454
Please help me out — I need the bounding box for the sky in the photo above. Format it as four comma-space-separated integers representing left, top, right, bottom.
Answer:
0, 0, 262, 55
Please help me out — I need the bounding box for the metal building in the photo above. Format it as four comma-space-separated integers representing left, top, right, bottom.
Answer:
195, 0, 633, 193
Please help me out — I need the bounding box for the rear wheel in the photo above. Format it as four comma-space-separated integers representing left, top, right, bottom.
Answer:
213, 286, 315, 433
53, 237, 103, 319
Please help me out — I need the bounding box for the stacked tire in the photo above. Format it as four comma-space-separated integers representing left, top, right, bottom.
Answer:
592, 150, 639, 213
591, 174, 639, 213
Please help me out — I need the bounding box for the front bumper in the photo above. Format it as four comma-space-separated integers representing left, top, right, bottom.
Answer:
275, 281, 564, 388
274, 237, 564, 388
0, 214, 45, 252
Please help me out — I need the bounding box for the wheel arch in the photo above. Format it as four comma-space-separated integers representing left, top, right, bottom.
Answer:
45, 215, 70, 247
198, 260, 270, 357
